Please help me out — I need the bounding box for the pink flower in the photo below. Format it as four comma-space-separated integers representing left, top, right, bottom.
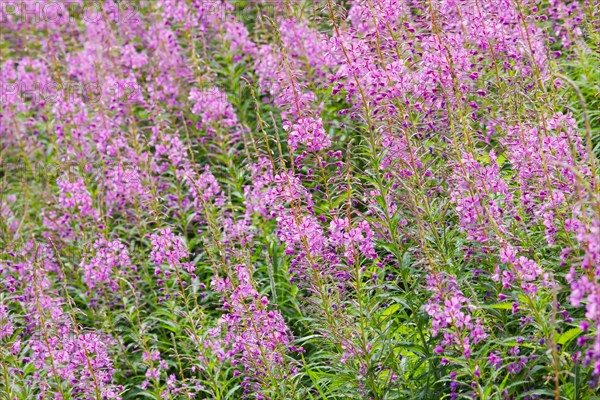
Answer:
285, 116, 331, 152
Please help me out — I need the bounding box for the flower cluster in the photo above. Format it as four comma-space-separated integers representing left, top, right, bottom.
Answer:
208, 265, 295, 395
149, 228, 195, 280
81, 238, 135, 294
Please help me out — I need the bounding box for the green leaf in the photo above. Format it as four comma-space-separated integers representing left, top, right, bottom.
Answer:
382, 304, 400, 317
485, 302, 513, 310
557, 327, 582, 346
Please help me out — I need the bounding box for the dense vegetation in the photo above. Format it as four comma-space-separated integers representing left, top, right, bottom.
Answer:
1, 1, 599, 399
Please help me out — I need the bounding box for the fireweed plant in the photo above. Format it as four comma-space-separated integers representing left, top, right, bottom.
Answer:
0, 0, 599, 399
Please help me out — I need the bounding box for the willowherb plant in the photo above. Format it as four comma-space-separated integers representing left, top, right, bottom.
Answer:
0, 0, 598, 399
